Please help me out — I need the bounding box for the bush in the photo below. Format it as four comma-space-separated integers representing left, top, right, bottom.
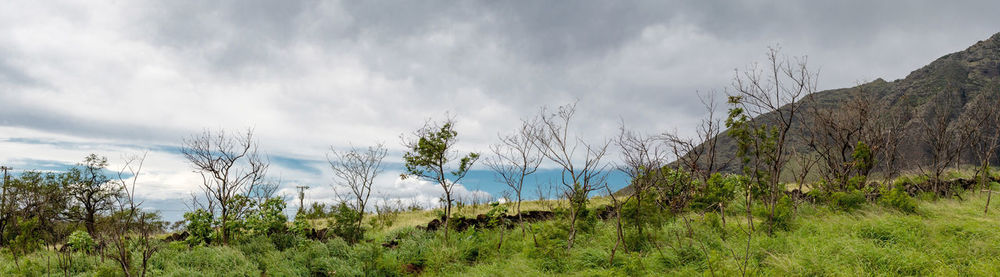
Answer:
235, 236, 296, 275
880, 185, 918, 214
831, 190, 866, 212
287, 241, 338, 276
244, 197, 288, 237
690, 173, 738, 212
328, 203, 364, 243
67, 230, 95, 253
622, 190, 669, 231
270, 230, 301, 251
183, 209, 215, 246
755, 196, 795, 231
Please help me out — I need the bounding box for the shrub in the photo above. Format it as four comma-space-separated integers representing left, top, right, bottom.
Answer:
288, 241, 337, 276
690, 173, 738, 212
576, 206, 598, 234
270, 230, 300, 251
67, 230, 95, 253
831, 190, 866, 212
622, 190, 669, 231
880, 185, 917, 214
244, 197, 288, 237
183, 209, 215, 246
328, 203, 364, 243
755, 196, 795, 231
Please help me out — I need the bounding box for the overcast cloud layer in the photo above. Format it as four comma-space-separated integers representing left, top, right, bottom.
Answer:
2, 0, 999, 221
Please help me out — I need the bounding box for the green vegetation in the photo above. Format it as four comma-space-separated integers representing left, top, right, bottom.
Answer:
2, 40, 999, 276
3, 189, 1000, 276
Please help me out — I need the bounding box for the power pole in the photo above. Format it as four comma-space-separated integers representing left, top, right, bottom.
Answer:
0, 166, 10, 238
295, 185, 310, 215
1, 166, 9, 202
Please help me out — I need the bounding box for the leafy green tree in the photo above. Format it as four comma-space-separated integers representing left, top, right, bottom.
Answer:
3, 171, 70, 247
8, 217, 44, 270
401, 117, 480, 242
66, 154, 119, 236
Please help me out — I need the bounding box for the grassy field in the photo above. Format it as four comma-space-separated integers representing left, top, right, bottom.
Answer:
3, 189, 1000, 276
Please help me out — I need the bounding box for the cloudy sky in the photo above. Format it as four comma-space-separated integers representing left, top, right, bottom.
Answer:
2, 0, 999, 221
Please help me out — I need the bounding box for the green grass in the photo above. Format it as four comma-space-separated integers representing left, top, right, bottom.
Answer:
4, 193, 1000, 276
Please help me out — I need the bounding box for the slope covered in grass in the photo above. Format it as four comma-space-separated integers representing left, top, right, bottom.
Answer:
4, 191, 1000, 276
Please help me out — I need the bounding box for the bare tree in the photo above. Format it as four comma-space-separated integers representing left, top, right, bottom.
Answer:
871, 107, 909, 188
787, 147, 818, 202
729, 46, 817, 233
966, 92, 1000, 213
802, 87, 881, 191
181, 128, 269, 245
529, 103, 610, 249
603, 184, 628, 265
401, 117, 479, 242
328, 143, 388, 232
664, 92, 726, 183
616, 123, 667, 239
918, 92, 979, 196
485, 119, 543, 236
104, 152, 158, 277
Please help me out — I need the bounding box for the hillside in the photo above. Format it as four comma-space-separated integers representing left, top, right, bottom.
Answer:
706, 32, 1000, 177
6, 189, 1000, 275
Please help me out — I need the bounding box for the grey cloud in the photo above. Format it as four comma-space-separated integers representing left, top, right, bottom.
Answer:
2, 1, 1000, 222
0, 59, 42, 88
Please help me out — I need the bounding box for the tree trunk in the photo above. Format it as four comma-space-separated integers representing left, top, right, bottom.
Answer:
986, 189, 993, 215
517, 194, 525, 237
220, 207, 229, 245
444, 195, 452, 243
85, 205, 97, 235
566, 207, 578, 250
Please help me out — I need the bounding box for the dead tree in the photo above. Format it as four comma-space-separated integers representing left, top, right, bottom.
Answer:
729, 46, 817, 233
485, 119, 543, 236
616, 123, 668, 239
328, 143, 388, 232
871, 107, 909, 188
966, 92, 1000, 213
802, 87, 884, 191
787, 147, 819, 197
181, 128, 269, 245
918, 92, 978, 196
105, 153, 157, 277
603, 184, 629, 265
529, 103, 610, 250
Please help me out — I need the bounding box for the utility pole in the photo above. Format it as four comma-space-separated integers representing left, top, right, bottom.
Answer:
1, 166, 9, 203
295, 185, 310, 215
1, 166, 10, 238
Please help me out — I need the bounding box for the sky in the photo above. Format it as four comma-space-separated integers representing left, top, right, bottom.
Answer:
2, 0, 1000, 222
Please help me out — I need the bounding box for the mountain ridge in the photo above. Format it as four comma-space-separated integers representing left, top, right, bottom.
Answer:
688, 32, 1000, 181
